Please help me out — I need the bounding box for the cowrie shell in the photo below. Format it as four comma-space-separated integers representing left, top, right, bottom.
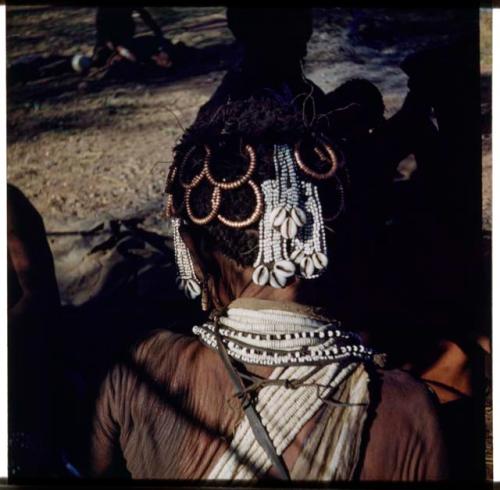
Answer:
280, 217, 298, 239
185, 278, 201, 299
269, 206, 287, 227
300, 256, 315, 278
252, 264, 270, 286
269, 270, 287, 288
273, 260, 296, 278
290, 247, 305, 264
312, 252, 329, 270
290, 207, 307, 227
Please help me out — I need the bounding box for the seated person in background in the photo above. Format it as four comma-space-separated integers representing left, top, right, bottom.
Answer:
92, 7, 173, 71
325, 39, 487, 480
8, 184, 60, 328
8, 184, 60, 477
90, 94, 448, 481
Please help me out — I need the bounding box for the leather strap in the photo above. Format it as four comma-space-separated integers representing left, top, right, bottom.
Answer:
213, 316, 291, 481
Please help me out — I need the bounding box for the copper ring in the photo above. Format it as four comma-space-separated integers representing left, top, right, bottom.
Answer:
205, 144, 257, 190
179, 145, 209, 189
294, 141, 339, 180
165, 193, 176, 218
217, 180, 263, 228
313, 147, 327, 161
185, 185, 221, 225
164, 163, 178, 194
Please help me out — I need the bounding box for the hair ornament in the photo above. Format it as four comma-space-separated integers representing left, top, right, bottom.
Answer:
294, 139, 341, 180
168, 136, 342, 300
251, 144, 329, 289
164, 161, 178, 194
217, 179, 263, 228
177, 143, 262, 229
165, 193, 175, 218
172, 217, 201, 299
178, 145, 210, 189
185, 185, 222, 225
205, 144, 257, 190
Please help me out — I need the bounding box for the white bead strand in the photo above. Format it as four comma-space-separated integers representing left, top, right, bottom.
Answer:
193, 306, 377, 367
172, 218, 201, 299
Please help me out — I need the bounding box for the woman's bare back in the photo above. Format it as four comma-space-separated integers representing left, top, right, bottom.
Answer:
91, 330, 448, 480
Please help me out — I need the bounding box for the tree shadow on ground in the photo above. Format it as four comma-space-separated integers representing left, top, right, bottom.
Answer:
7, 103, 140, 143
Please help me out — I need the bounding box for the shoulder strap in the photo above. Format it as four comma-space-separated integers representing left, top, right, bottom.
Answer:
213, 317, 291, 481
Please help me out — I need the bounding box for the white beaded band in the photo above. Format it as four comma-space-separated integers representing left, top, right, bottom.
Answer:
193, 307, 376, 367
252, 144, 330, 288
172, 217, 201, 299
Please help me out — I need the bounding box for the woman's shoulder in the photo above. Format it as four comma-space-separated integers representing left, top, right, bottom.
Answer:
104, 327, 227, 397
130, 329, 209, 373
376, 368, 440, 421
377, 367, 436, 398
132, 329, 191, 360
99, 329, 217, 415
359, 367, 448, 481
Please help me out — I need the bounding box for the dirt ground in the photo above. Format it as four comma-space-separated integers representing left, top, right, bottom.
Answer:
6, 7, 492, 232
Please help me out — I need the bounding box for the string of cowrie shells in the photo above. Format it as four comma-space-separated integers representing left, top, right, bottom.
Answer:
251, 144, 334, 288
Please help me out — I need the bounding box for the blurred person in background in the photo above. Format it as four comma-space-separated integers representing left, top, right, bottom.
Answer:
92, 7, 174, 72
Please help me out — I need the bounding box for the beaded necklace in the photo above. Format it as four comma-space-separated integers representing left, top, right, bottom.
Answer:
199, 303, 377, 480
193, 306, 378, 367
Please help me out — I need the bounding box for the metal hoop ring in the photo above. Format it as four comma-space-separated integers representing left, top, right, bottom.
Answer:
205, 144, 257, 190
179, 145, 209, 190
165, 193, 176, 218
294, 141, 339, 180
164, 162, 178, 194
217, 180, 263, 228
185, 185, 221, 225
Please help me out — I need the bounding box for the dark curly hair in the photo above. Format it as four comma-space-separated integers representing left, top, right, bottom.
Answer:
167, 94, 348, 267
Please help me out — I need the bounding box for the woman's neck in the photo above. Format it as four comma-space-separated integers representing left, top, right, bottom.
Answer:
212, 252, 335, 318
218, 263, 303, 306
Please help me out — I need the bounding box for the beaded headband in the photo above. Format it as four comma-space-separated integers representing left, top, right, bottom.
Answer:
165, 137, 344, 299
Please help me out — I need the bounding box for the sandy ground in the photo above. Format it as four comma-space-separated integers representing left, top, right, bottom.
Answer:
6, 7, 492, 232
